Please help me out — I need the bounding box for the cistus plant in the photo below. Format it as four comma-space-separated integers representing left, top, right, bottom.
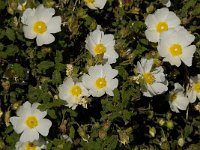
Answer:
0, 0, 200, 149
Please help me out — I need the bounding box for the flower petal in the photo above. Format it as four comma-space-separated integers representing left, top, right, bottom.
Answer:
36, 119, 52, 136
23, 26, 37, 39
36, 33, 55, 46
20, 128, 39, 142
47, 16, 61, 33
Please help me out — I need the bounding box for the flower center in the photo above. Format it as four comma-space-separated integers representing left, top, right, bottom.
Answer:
170, 93, 177, 102
94, 44, 106, 55
169, 44, 182, 57
25, 116, 38, 128
95, 77, 107, 89
70, 85, 82, 97
25, 143, 37, 150
143, 72, 155, 85
193, 83, 200, 93
156, 22, 168, 33
33, 21, 47, 34
86, 0, 94, 4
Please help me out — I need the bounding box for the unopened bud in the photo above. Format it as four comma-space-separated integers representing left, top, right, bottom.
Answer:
178, 137, 185, 147
166, 120, 174, 129
7, 7, 14, 15
59, 120, 67, 133
12, 101, 21, 110
5, 110, 11, 127
1, 80, 10, 91
103, 121, 111, 131
99, 129, 107, 139
149, 127, 156, 137
158, 118, 165, 126
118, 130, 129, 145
146, 4, 154, 13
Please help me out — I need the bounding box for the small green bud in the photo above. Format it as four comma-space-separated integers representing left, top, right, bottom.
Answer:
146, 4, 154, 13
158, 118, 165, 126
7, 7, 14, 15
118, 130, 129, 145
178, 137, 185, 147
166, 120, 174, 129
12, 101, 21, 110
149, 127, 156, 137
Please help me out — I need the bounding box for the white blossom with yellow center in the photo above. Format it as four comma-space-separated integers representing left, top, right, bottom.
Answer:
21, 4, 61, 46
157, 26, 196, 67
82, 64, 118, 97
58, 77, 90, 110
10, 101, 52, 142
84, 0, 107, 9
169, 83, 189, 113
137, 58, 168, 97
186, 74, 200, 103
145, 7, 180, 42
15, 138, 46, 150
85, 25, 119, 64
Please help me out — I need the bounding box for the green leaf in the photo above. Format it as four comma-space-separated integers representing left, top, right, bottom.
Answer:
116, 66, 128, 80
37, 61, 54, 73
184, 125, 193, 137
52, 70, 62, 85
48, 109, 57, 119
6, 28, 15, 41
0, 0, 6, 10
6, 44, 19, 56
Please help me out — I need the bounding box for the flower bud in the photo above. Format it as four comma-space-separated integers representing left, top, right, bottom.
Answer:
166, 120, 174, 129
1, 80, 10, 91
99, 129, 107, 139
12, 101, 21, 110
146, 4, 154, 13
178, 137, 185, 147
158, 118, 165, 126
5, 110, 11, 127
149, 127, 156, 137
7, 7, 14, 15
118, 130, 129, 145
59, 120, 67, 133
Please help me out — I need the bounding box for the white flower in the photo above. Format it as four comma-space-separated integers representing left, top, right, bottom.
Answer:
187, 74, 200, 103
160, 0, 171, 7
137, 58, 168, 97
84, 0, 107, 9
10, 101, 52, 142
15, 138, 46, 150
145, 7, 180, 42
82, 64, 118, 97
21, 4, 61, 46
85, 25, 119, 64
169, 83, 189, 113
58, 77, 90, 110
157, 26, 196, 67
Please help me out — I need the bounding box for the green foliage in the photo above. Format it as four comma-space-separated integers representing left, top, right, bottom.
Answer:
0, 0, 199, 149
